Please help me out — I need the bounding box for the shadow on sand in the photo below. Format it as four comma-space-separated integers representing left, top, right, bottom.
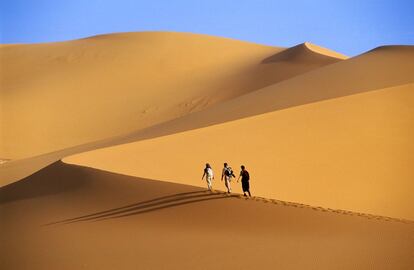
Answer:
46, 190, 235, 225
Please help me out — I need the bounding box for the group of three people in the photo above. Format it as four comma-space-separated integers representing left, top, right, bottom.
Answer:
202, 162, 251, 197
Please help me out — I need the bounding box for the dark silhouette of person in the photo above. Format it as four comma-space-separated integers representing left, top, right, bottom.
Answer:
237, 165, 251, 197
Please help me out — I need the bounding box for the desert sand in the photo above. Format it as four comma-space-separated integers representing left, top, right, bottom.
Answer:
3, 32, 346, 159
1, 32, 413, 269
1, 162, 413, 269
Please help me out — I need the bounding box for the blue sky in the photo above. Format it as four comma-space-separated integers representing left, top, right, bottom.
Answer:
1, 0, 413, 56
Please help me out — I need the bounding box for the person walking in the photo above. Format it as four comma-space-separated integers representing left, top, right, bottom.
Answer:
237, 165, 251, 197
202, 163, 214, 190
221, 162, 235, 193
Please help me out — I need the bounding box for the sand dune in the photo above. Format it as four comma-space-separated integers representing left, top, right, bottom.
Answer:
65, 83, 414, 220
1, 162, 413, 270
263, 42, 347, 63
1, 32, 345, 159
112, 44, 414, 139
1, 31, 413, 269
62, 45, 414, 219
2, 42, 413, 185
1, 35, 413, 221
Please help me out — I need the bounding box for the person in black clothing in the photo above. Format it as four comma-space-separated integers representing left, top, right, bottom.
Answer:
237, 165, 251, 197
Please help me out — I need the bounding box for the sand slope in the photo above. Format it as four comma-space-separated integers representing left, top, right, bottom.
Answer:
1, 36, 413, 220
1, 162, 413, 270
2, 43, 413, 185
1, 32, 345, 159
33, 45, 414, 219
1, 32, 414, 269
65, 83, 414, 220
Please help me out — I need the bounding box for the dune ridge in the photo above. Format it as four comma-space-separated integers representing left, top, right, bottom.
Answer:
1, 32, 348, 159
1, 33, 413, 218
1, 162, 413, 270
2, 50, 412, 186
303, 42, 348, 58
64, 82, 414, 220
263, 42, 347, 64
1, 32, 414, 269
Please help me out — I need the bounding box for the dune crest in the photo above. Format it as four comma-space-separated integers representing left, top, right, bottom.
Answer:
1, 31, 413, 269
1, 32, 413, 221
2, 32, 348, 159
262, 42, 347, 64
303, 41, 348, 59
65, 82, 414, 220
1, 162, 413, 269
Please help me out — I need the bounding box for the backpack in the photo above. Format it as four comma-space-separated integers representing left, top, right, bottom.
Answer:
225, 167, 233, 177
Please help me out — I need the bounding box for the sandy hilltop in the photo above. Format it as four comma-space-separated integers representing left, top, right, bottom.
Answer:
1, 32, 413, 269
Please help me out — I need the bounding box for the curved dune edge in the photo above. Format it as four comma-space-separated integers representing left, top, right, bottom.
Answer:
262, 42, 347, 64
236, 195, 413, 224
1, 31, 282, 158
45, 163, 412, 226
2, 43, 413, 161
1, 79, 412, 187
1, 33, 413, 220
3, 34, 411, 163
1, 161, 413, 269
3, 31, 348, 159
0, 83, 411, 219
303, 42, 348, 59
1, 58, 413, 183
65, 82, 414, 220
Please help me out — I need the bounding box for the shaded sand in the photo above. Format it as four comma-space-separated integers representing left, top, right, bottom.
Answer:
2, 44, 413, 186
1, 162, 413, 270
1, 35, 413, 222
65, 83, 414, 220
1, 32, 345, 159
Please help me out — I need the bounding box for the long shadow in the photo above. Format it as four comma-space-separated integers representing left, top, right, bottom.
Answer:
98, 194, 234, 222
46, 190, 205, 225
47, 191, 234, 225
